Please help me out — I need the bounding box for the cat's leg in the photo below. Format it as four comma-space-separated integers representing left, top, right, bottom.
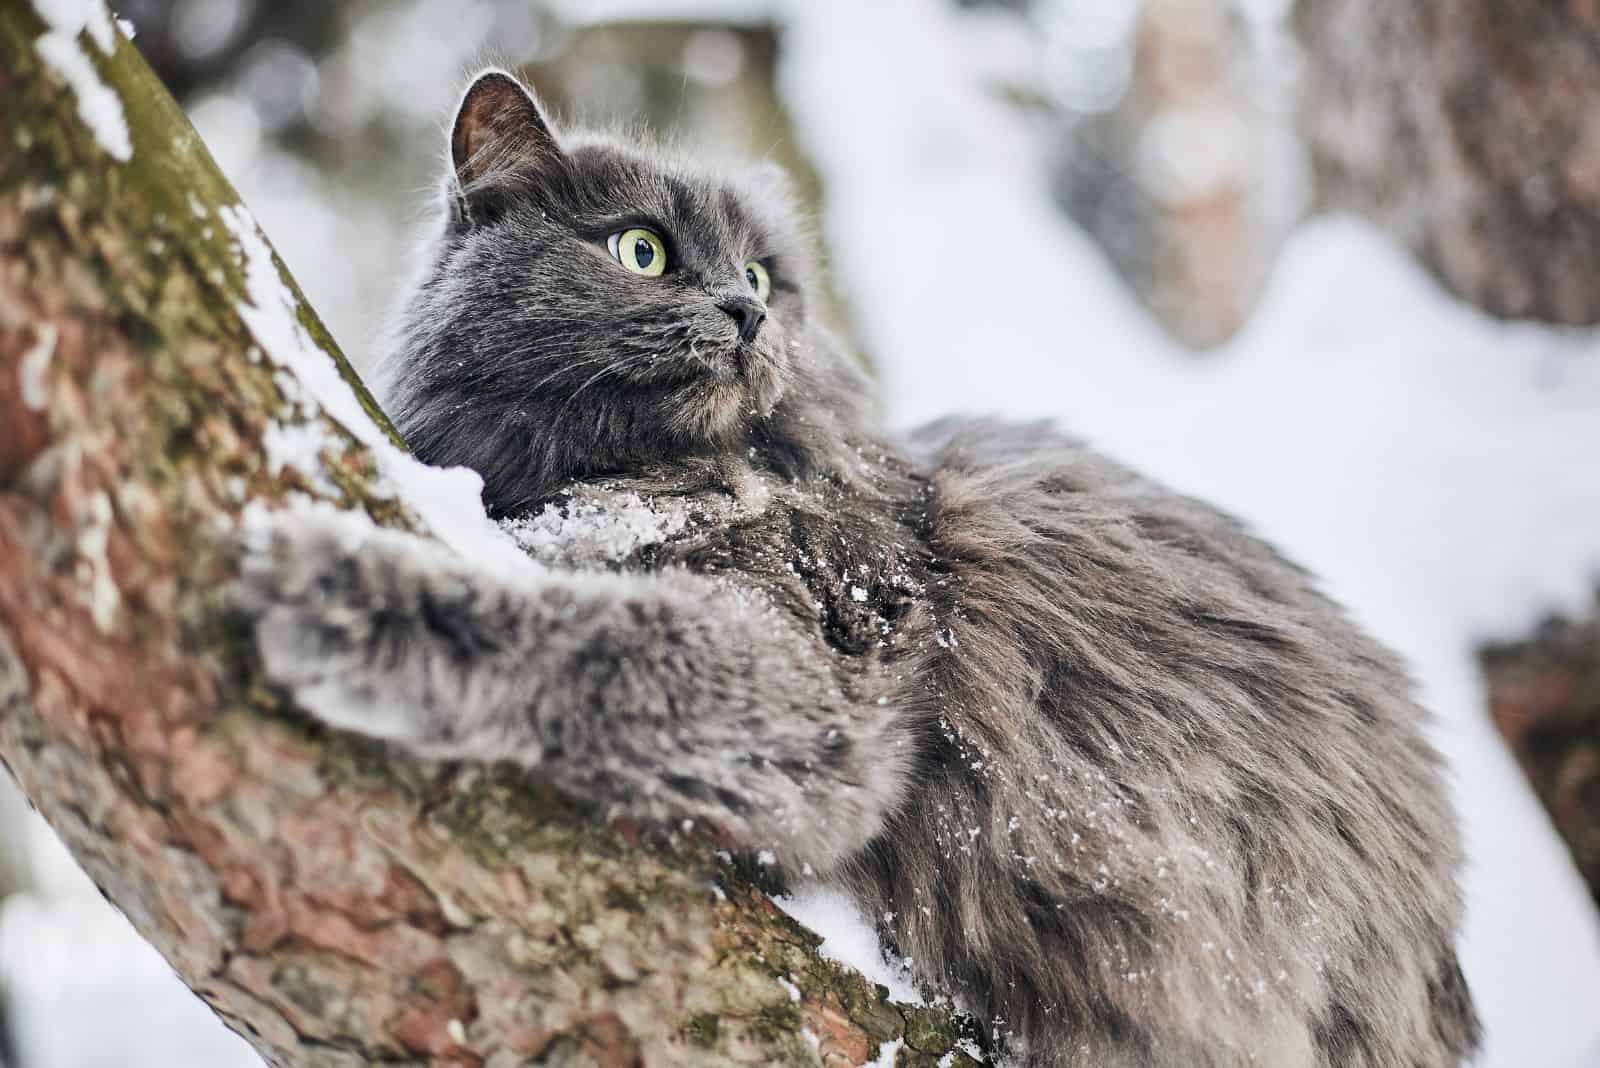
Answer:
232, 513, 909, 874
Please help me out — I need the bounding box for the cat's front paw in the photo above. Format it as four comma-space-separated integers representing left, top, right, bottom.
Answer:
231, 512, 445, 744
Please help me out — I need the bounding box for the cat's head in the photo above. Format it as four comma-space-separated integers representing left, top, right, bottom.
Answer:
381, 69, 873, 517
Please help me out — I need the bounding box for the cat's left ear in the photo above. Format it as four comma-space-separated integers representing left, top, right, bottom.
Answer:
448, 69, 563, 227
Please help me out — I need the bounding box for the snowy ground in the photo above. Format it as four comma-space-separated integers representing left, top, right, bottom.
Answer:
7, 0, 1600, 1065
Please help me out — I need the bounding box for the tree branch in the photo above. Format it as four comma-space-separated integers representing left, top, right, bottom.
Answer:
0, 5, 973, 1064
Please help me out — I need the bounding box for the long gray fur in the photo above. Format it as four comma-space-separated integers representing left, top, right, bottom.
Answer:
236, 70, 1480, 1067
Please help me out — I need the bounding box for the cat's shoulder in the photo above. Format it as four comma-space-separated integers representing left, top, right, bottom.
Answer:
906, 414, 1189, 523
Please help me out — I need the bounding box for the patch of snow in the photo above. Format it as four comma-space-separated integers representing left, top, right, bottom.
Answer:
30, 0, 115, 52
778, 3, 1600, 1065
865, 1037, 904, 1068
773, 881, 922, 1005
501, 489, 691, 566
777, 974, 801, 1002
261, 421, 336, 493
74, 490, 117, 631
31, 0, 131, 162
950, 1037, 988, 1064
19, 322, 57, 410
219, 205, 531, 575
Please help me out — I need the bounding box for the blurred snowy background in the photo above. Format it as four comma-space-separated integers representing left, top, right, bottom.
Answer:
4, 0, 1600, 1065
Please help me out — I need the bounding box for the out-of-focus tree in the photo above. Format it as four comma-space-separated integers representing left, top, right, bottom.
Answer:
107, 0, 341, 103
1295, 0, 1600, 325
1483, 605, 1600, 905
971, 0, 1307, 349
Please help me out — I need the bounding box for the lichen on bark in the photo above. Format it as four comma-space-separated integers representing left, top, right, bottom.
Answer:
0, 5, 978, 1065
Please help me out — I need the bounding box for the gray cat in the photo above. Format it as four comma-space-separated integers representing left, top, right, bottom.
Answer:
237, 71, 1480, 1067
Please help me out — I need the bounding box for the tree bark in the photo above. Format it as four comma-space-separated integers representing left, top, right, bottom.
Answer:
0, 5, 974, 1065
1293, 0, 1600, 325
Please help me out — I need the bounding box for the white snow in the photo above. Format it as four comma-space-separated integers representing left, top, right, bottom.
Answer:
773, 882, 922, 1006
30, 0, 130, 162
29, 0, 115, 51
865, 1037, 904, 1068
75, 490, 118, 631
778, 3, 1600, 1066
261, 420, 338, 493
0, 893, 260, 1068
19, 322, 57, 410
219, 204, 531, 575
501, 489, 691, 565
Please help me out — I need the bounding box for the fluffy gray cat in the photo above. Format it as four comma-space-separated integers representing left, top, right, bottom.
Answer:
238, 71, 1480, 1067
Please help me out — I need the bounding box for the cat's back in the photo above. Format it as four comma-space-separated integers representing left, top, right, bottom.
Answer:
875, 415, 1479, 1067
906, 413, 1422, 730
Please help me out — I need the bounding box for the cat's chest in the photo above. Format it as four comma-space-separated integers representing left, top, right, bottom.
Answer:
498, 477, 931, 657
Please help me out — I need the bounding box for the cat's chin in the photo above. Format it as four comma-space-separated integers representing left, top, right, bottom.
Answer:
667, 379, 757, 441
666, 343, 786, 441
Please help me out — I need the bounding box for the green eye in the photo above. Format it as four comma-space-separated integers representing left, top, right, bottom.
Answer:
744, 260, 771, 301
607, 227, 668, 277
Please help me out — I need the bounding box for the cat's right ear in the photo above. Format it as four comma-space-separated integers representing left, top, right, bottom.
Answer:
448, 69, 562, 228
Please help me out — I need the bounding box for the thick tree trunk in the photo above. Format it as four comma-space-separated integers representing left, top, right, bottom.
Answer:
0, 4, 974, 1065
1293, 0, 1600, 324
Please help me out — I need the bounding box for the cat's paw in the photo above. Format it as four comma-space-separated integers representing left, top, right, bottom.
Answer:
231, 512, 444, 744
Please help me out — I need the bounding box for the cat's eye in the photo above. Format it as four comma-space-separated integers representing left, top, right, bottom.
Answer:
607, 227, 668, 277
744, 260, 771, 301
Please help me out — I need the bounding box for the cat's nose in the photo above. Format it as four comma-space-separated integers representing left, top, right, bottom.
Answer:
718, 297, 766, 343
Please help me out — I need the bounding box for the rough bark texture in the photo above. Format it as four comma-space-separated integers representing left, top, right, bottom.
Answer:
1482, 598, 1600, 907
0, 6, 975, 1066
1294, 0, 1600, 324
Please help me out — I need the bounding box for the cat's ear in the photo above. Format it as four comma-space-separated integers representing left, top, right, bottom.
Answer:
448, 69, 562, 227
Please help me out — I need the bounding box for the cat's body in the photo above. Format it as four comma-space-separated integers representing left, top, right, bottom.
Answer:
239, 72, 1479, 1066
